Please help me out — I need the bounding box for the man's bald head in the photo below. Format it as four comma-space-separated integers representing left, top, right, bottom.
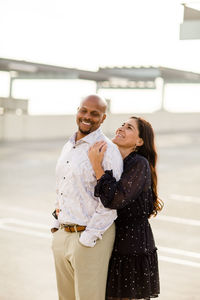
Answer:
76, 94, 107, 140
80, 95, 107, 113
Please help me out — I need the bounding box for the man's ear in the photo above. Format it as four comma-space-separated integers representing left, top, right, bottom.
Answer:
101, 114, 106, 123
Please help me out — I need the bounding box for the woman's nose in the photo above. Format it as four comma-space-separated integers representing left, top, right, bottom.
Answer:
116, 127, 123, 134
118, 126, 124, 131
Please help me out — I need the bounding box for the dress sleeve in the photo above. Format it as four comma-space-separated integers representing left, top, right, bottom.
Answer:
94, 158, 149, 209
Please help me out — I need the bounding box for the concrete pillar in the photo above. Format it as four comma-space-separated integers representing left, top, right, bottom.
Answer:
155, 77, 165, 111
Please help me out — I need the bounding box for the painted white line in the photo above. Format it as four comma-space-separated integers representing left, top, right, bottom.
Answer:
169, 194, 200, 204
159, 246, 200, 259
0, 224, 51, 238
159, 255, 200, 268
156, 215, 200, 226
0, 218, 49, 229
1, 218, 200, 268
0, 218, 51, 238
0, 205, 48, 218
2, 204, 200, 228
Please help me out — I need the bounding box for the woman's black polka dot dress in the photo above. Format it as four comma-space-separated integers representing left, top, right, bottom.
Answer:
95, 152, 160, 300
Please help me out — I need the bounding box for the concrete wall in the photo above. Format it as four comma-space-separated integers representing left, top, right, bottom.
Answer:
0, 97, 28, 114
103, 111, 200, 136
0, 114, 76, 141
0, 116, 3, 140
0, 111, 200, 141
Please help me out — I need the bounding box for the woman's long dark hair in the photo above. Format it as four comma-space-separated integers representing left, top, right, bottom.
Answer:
131, 116, 163, 216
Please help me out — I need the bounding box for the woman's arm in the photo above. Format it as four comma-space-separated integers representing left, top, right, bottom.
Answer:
88, 142, 150, 210
94, 158, 150, 209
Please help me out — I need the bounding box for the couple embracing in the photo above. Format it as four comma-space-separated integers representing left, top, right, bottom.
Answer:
51, 95, 162, 300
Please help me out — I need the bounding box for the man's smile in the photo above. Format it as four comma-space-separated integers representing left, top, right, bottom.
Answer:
81, 120, 92, 126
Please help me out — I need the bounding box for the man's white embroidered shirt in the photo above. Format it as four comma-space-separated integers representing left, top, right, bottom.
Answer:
53, 128, 123, 247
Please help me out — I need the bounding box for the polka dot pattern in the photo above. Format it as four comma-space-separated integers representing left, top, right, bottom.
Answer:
95, 153, 160, 299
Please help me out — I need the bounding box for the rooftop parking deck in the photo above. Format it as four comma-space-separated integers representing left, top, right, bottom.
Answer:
0, 132, 200, 300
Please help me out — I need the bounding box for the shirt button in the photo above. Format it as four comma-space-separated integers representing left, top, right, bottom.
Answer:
66, 161, 69, 163
73, 146, 76, 149
61, 193, 63, 195
63, 177, 65, 179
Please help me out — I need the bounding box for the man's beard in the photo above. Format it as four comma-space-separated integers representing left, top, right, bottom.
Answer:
79, 127, 91, 135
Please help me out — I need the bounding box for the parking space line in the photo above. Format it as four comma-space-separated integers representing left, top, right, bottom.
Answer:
0, 218, 49, 229
156, 215, 200, 226
0, 206, 47, 217
1, 205, 200, 227
0, 224, 51, 238
159, 255, 200, 268
0, 217, 200, 269
0, 217, 50, 238
169, 194, 200, 204
159, 246, 200, 259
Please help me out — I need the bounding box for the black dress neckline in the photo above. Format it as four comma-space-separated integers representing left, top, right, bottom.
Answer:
123, 151, 137, 165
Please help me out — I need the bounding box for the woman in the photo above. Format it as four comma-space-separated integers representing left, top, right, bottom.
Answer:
88, 116, 163, 300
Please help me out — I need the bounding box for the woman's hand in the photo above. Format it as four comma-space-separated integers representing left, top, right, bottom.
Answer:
88, 141, 107, 180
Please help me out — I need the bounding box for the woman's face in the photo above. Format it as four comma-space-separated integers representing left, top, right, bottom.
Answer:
112, 118, 143, 150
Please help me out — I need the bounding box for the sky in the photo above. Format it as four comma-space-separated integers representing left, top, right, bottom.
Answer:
1, 0, 200, 114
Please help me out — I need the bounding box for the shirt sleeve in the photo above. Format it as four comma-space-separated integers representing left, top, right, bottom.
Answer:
79, 202, 117, 247
51, 189, 60, 229
79, 144, 123, 247
52, 143, 66, 229
94, 158, 149, 209
52, 218, 60, 229
51, 168, 60, 229
102, 143, 123, 181
54, 143, 67, 209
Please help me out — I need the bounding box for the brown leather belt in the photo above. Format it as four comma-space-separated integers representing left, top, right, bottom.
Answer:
60, 224, 86, 232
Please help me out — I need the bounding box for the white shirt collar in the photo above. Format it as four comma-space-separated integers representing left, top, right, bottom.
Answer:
69, 127, 103, 145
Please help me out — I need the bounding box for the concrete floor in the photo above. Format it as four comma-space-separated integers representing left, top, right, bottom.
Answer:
0, 131, 199, 300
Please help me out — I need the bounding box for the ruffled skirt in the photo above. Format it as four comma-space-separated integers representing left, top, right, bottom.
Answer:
106, 250, 160, 300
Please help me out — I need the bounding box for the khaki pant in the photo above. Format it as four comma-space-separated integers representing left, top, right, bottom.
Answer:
52, 223, 115, 300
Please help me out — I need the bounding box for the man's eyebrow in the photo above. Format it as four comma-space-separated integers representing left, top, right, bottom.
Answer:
80, 106, 100, 113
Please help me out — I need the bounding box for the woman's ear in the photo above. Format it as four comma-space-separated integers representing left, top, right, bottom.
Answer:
137, 138, 144, 146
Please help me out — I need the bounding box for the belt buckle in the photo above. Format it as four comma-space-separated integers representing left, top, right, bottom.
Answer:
74, 225, 77, 233
65, 224, 77, 232
66, 225, 72, 232
61, 224, 79, 232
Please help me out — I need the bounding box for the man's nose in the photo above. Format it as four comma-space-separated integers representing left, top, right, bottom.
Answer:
83, 112, 91, 120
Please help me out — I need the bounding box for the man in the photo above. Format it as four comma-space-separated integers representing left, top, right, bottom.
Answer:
51, 95, 123, 300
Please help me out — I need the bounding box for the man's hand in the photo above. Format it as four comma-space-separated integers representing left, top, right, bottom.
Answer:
51, 228, 59, 233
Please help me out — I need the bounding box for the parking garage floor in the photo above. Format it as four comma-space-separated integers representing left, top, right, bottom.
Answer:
0, 131, 199, 300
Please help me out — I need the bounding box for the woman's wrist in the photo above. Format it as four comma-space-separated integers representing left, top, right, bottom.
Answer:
94, 166, 105, 180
